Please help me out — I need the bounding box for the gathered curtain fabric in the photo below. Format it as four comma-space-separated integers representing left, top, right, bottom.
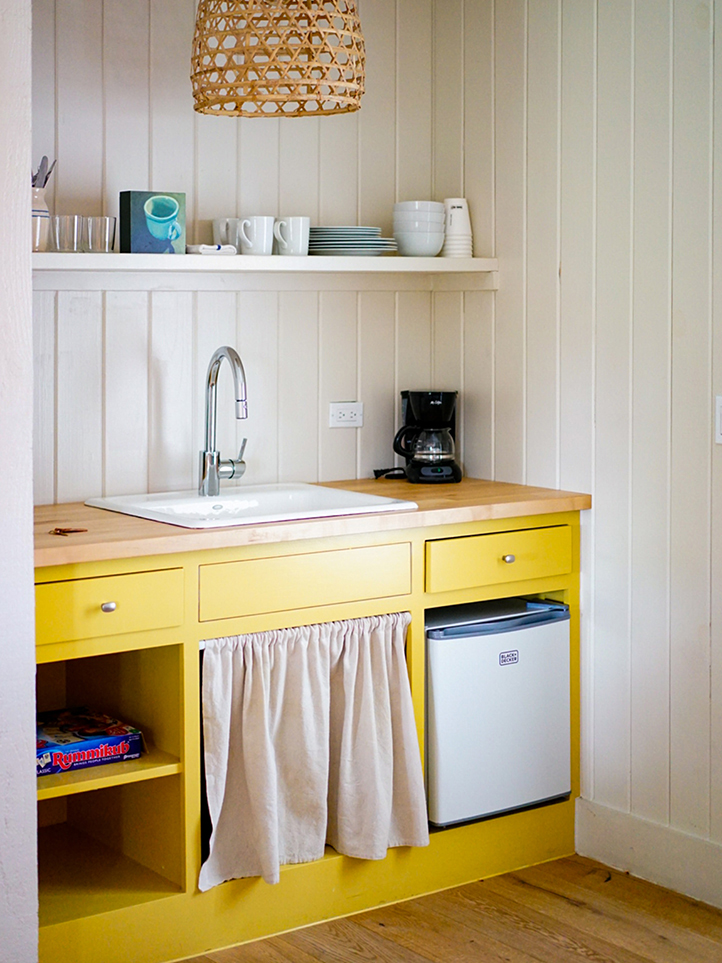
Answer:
199, 612, 429, 890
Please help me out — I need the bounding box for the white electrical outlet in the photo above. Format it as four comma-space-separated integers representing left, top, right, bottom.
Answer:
329, 402, 364, 428
716, 396, 722, 444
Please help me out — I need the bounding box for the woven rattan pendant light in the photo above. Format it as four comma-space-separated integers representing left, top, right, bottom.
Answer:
191, 0, 365, 117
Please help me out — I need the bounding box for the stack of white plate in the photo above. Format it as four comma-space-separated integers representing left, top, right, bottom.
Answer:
309, 226, 397, 257
393, 201, 445, 257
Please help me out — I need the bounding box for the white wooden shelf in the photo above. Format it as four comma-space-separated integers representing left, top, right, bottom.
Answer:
33, 252, 497, 273
36, 745, 182, 801
32, 252, 498, 293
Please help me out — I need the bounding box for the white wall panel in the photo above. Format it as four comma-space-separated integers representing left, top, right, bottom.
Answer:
433, 0, 464, 202
525, 0, 560, 489
148, 292, 194, 492
104, 1, 150, 228
463, 0, 494, 255
629, 0, 672, 827
319, 114, 359, 227
239, 119, 280, 218
669, 0, 713, 838
278, 291, 319, 482
357, 0, 396, 235
493, 0, 526, 483
196, 115, 238, 245
56, 291, 103, 502
104, 291, 149, 497
432, 292, 463, 392
462, 291, 494, 480
149, 0, 196, 224
559, 0, 596, 802
358, 292, 396, 475
396, 0, 433, 202
33, 290, 56, 505
32, 0, 56, 213
55, 0, 103, 216
593, 0, 633, 815
236, 292, 280, 485
558, 1, 595, 498
319, 291, 359, 481
279, 119, 320, 224
396, 292, 432, 394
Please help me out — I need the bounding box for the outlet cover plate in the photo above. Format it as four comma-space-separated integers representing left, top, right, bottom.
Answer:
329, 402, 364, 428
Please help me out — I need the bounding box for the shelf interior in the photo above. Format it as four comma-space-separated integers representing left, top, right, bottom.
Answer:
38, 821, 183, 926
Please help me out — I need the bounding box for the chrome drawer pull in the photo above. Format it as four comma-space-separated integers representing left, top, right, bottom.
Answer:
502, 554, 516, 564
100, 601, 117, 613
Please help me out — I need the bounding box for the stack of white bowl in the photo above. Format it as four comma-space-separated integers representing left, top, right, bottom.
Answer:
393, 201, 445, 257
441, 198, 473, 257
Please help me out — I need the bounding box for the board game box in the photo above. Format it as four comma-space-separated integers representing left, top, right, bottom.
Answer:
37, 707, 144, 777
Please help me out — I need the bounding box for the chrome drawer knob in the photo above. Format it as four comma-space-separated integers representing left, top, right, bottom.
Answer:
100, 601, 117, 613
502, 554, 516, 564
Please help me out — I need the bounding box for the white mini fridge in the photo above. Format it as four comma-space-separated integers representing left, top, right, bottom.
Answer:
425, 597, 570, 827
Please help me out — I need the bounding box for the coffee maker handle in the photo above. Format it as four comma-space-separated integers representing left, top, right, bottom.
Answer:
393, 425, 419, 458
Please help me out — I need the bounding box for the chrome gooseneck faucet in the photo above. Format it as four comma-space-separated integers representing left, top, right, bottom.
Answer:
199, 346, 248, 496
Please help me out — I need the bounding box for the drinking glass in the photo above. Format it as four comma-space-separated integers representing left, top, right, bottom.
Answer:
83, 216, 116, 253
50, 215, 83, 253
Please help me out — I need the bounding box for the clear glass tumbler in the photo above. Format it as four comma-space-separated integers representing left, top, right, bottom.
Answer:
50, 215, 83, 253
83, 216, 117, 253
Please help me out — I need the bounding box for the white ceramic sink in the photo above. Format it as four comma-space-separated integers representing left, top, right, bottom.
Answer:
85, 483, 417, 529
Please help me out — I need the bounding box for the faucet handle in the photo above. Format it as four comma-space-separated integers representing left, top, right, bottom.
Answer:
218, 438, 248, 482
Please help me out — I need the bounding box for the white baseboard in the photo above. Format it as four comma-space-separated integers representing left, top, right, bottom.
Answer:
575, 798, 722, 909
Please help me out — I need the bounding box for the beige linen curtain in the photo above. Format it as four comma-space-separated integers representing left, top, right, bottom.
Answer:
199, 612, 428, 890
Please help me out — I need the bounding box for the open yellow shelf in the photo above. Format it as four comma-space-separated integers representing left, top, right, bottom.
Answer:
38, 823, 183, 927
37, 745, 182, 801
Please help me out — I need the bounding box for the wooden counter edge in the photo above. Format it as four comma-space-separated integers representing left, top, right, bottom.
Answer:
34, 479, 592, 569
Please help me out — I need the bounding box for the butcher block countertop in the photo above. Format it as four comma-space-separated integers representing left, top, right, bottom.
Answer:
34, 477, 592, 568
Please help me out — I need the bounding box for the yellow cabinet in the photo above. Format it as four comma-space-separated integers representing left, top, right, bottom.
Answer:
425, 524, 572, 594
36, 567, 184, 646
199, 542, 411, 621
35, 642, 186, 928
34, 499, 584, 963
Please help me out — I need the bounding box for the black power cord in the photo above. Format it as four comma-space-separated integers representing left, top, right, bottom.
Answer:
373, 467, 407, 480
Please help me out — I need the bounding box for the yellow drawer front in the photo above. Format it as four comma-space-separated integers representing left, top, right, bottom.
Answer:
36, 568, 184, 646
200, 543, 412, 621
425, 525, 572, 594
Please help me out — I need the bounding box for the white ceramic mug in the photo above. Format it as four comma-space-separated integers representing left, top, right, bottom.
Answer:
239, 215, 275, 255
273, 216, 310, 256
212, 217, 241, 249
443, 197, 472, 236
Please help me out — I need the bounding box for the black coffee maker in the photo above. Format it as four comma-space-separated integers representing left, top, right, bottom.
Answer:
392, 390, 462, 483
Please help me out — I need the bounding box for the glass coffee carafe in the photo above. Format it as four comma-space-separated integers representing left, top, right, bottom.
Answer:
392, 390, 462, 483
393, 425, 456, 464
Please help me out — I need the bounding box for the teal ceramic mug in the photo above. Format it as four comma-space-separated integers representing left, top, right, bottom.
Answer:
143, 194, 181, 241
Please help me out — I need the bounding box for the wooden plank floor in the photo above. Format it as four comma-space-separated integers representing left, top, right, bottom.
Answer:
182, 856, 722, 963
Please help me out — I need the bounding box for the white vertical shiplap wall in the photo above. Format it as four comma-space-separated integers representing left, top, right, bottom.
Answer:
554, 0, 720, 905
457, 0, 722, 905
32, 0, 722, 904
32, 0, 495, 503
